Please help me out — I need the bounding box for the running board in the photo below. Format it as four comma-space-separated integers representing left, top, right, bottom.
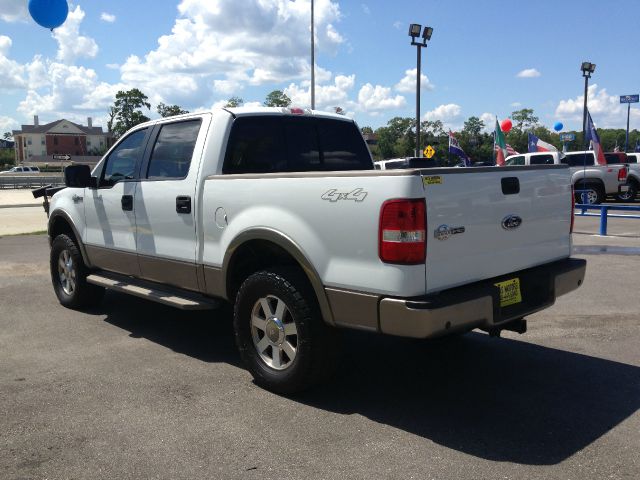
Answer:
86, 273, 219, 310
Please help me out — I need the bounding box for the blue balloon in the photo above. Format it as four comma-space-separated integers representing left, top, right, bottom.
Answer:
553, 121, 564, 132
29, 0, 69, 30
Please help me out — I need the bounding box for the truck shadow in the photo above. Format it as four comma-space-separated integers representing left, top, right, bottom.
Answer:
99, 291, 640, 466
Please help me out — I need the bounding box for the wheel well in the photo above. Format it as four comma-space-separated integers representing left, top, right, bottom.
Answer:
574, 179, 604, 190
50, 216, 78, 245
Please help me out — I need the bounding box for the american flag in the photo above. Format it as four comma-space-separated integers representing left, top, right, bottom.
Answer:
496, 143, 519, 156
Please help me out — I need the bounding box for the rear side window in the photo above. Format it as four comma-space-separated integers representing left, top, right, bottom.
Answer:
625, 154, 638, 164
505, 156, 524, 166
530, 154, 554, 165
564, 152, 594, 166
146, 120, 201, 179
604, 153, 627, 164
223, 116, 372, 174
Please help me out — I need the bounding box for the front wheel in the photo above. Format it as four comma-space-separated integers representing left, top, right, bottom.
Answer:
233, 267, 340, 394
576, 185, 605, 205
50, 234, 104, 309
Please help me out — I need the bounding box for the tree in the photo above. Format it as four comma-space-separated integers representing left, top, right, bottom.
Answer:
107, 107, 116, 133
225, 96, 244, 108
157, 102, 189, 117
511, 108, 539, 131
3, 132, 13, 141
361, 126, 373, 135
462, 116, 484, 138
109, 88, 151, 138
264, 90, 291, 107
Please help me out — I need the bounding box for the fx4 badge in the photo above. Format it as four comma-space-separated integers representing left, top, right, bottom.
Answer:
321, 188, 368, 203
501, 215, 522, 230
434, 224, 465, 241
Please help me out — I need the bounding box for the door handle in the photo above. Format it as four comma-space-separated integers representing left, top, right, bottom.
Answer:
176, 195, 191, 214
121, 194, 133, 211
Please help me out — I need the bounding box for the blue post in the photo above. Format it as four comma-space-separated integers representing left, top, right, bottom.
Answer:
599, 205, 608, 235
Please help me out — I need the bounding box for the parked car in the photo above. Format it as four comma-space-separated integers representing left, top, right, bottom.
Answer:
0, 166, 40, 174
604, 152, 639, 202
43, 107, 586, 393
505, 151, 628, 204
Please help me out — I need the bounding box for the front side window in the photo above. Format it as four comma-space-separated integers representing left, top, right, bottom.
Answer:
146, 120, 201, 179
102, 128, 147, 186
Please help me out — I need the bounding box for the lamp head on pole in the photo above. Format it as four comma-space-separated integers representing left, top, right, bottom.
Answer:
581, 61, 596, 77
422, 26, 433, 41
409, 23, 422, 39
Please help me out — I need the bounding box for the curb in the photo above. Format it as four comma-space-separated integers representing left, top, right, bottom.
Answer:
0, 204, 43, 209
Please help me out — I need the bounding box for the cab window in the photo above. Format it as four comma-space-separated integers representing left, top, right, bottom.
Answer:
530, 154, 554, 165
146, 120, 202, 180
101, 129, 148, 186
505, 156, 524, 166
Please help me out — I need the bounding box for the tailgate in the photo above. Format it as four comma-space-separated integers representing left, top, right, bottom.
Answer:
421, 166, 572, 293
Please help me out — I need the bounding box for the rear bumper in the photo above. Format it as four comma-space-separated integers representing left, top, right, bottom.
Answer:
377, 258, 586, 338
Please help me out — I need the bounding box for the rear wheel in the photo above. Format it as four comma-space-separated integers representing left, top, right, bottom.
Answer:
616, 182, 638, 202
50, 234, 104, 309
233, 267, 340, 394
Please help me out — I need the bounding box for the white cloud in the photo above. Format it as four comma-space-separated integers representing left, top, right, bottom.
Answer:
0, 36, 27, 91
395, 68, 434, 93
285, 74, 355, 110
357, 83, 405, 111
393, 21, 403, 29
480, 113, 496, 132
516, 68, 541, 78
119, 0, 345, 108
52, 6, 99, 64
361, 4, 371, 15
423, 103, 463, 130
0, 115, 19, 132
105, 63, 120, 70
511, 102, 521, 107
101, 12, 116, 23
0, 0, 28, 22
555, 84, 640, 129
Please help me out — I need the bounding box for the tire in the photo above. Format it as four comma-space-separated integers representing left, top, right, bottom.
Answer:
616, 182, 638, 203
233, 267, 340, 394
575, 185, 605, 205
50, 234, 105, 309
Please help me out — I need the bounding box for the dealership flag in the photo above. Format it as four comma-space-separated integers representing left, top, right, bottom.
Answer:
528, 133, 558, 153
448, 131, 471, 166
494, 118, 507, 166
506, 144, 519, 156
585, 109, 606, 165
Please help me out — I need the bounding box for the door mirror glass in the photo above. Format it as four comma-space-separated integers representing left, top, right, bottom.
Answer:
64, 165, 94, 188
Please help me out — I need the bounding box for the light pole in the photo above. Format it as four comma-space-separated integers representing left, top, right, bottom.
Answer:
409, 24, 433, 157
580, 61, 596, 148
310, 0, 315, 110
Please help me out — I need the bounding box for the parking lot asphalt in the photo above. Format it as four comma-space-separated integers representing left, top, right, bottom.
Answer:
1, 228, 639, 480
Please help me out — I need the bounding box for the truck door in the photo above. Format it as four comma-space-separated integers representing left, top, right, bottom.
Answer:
83, 127, 151, 276
133, 117, 207, 292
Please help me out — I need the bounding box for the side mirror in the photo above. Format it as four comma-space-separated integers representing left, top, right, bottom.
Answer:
64, 165, 95, 188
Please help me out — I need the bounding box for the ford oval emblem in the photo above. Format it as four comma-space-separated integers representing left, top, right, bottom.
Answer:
502, 215, 522, 230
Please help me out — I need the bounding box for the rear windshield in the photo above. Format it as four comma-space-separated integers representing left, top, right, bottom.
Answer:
604, 153, 628, 164
530, 154, 555, 165
563, 152, 594, 166
222, 116, 373, 174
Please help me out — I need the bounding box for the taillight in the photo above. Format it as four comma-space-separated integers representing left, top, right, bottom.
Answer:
570, 185, 575, 234
618, 166, 628, 181
379, 199, 426, 264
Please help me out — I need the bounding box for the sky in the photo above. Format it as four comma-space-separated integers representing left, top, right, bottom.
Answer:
1, 0, 639, 135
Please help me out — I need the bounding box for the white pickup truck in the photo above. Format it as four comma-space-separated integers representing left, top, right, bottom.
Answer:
505, 151, 628, 204
43, 107, 586, 393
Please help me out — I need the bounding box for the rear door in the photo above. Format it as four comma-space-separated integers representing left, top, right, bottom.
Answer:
133, 116, 208, 291
421, 167, 572, 293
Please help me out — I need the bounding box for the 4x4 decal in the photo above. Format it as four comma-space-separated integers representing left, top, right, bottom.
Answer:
321, 188, 368, 203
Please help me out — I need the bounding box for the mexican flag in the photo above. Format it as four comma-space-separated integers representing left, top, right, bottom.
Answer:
494, 118, 507, 166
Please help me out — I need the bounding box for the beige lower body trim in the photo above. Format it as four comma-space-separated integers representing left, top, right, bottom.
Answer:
138, 254, 199, 293
85, 245, 140, 277
325, 288, 379, 332
202, 265, 225, 299
379, 296, 493, 339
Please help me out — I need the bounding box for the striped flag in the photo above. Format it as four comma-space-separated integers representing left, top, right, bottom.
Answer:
585, 109, 606, 165
494, 118, 507, 166
506, 144, 519, 156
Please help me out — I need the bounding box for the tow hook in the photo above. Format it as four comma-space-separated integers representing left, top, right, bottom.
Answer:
485, 318, 527, 337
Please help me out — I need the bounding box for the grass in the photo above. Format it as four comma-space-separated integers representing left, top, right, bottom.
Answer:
1, 230, 48, 237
